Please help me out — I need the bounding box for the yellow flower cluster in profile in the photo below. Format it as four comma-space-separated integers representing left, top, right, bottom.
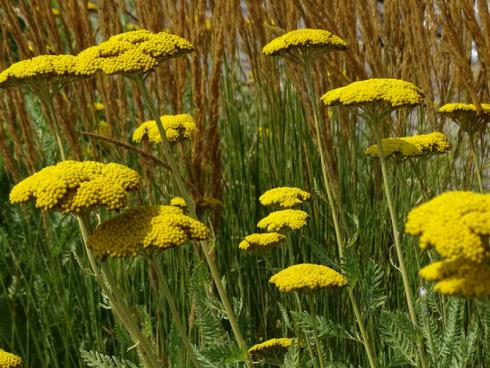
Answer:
257, 209, 309, 232
419, 258, 490, 297
248, 337, 295, 355
269, 263, 348, 293
439, 103, 490, 115
364, 132, 450, 159
239, 232, 286, 252
169, 196, 187, 208
321, 78, 424, 108
439, 103, 490, 133
87, 205, 210, 257
0, 348, 22, 368
259, 187, 310, 208
262, 29, 348, 56
132, 114, 196, 143
75, 29, 193, 75
9, 160, 140, 213
94, 102, 105, 111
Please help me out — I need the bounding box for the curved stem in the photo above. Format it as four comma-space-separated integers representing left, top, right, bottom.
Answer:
137, 78, 252, 367
149, 255, 202, 368
371, 123, 427, 368
467, 133, 484, 193
303, 60, 377, 368
37, 87, 66, 160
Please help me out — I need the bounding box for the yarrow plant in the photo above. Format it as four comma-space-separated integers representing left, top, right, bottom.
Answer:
0, 348, 22, 368
257, 209, 309, 232
132, 114, 196, 143
259, 186, 310, 208
248, 338, 296, 364
239, 232, 286, 253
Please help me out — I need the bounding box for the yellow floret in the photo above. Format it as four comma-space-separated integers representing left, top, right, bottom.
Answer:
239, 232, 286, 252
51, 8, 60, 16
87, 2, 97, 11
419, 258, 490, 297
405, 191, 490, 262
9, 160, 140, 213
321, 78, 424, 108
87, 206, 210, 258
74, 30, 193, 76
248, 337, 295, 355
262, 29, 348, 56
269, 263, 348, 293
259, 187, 311, 208
132, 114, 196, 143
439, 103, 490, 115
439, 103, 490, 133
364, 132, 451, 159
169, 197, 187, 208
94, 102, 105, 111
257, 209, 309, 232
0, 348, 22, 368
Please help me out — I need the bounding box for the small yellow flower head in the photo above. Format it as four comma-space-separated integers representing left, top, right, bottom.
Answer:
74, 30, 193, 76
9, 160, 140, 213
0, 348, 22, 368
364, 132, 451, 160
132, 114, 196, 143
439, 103, 490, 134
87, 206, 210, 258
259, 187, 311, 208
239, 232, 286, 252
257, 209, 309, 232
87, 2, 97, 11
419, 258, 490, 297
51, 8, 60, 16
169, 196, 187, 209
248, 338, 295, 357
321, 78, 424, 108
270, 263, 348, 293
96, 120, 111, 136
262, 29, 348, 58
405, 191, 490, 262
94, 102, 105, 111
0, 55, 78, 88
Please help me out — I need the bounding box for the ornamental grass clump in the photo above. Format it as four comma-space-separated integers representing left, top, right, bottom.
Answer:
9, 160, 140, 213
132, 114, 196, 143
0, 348, 22, 368
259, 187, 310, 208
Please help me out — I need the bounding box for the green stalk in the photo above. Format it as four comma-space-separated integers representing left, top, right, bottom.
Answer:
148, 255, 202, 368
303, 59, 377, 368
371, 122, 427, 368
137, 78, 252, 368
76, 213, 162, 368
308, 297, 325, 368
467, 133, 484, 193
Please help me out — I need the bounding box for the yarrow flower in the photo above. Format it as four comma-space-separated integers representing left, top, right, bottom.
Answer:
439, 103, 490, 134
239, 232, 286, 252
257, 209, 309, 232
169, 196, 187, 208
259, 187, 310, 208
0, 348, 22, 368
87, 205, 210, 258
321, 78, 424, 109
364, 132, 450, 160
419, 258, 490, 297
405, 191, 490, 262
269, 263, 348, 293
248, 337, 295, 356
9, 160, 140, 213
262, 29, 348, 58
94, 102, 105, 111
74, 29, 194, 76
132, 114, 196, 143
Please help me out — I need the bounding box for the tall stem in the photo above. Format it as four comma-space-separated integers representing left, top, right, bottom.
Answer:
38, 87, 67, 160
76, 213, 162, 368
303, 60, 377, 368
137, 78, 252, 367
467, 133, 484, 193
149, 255, 202, 368
371, 123, 427, 368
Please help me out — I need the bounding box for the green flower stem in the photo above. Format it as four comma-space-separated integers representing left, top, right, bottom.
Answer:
76, 213, 162, 368
293, 292, 319, 368
308, 297, 325, 368
303, 59, 377, 368
137, 78, 252, 368
148, 255, 202, 368
467, 133, 484, 193
371, 122, 427, 368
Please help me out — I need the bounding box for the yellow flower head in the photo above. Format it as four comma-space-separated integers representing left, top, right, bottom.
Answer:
132, 114, 196, 143
0, 348, 22, 368
74, 30, 193, 76
51, 8, 60, 16
364, 132, 451, 160
439, 103, 490, 134
239, 232, 286, 252
87, 206, 210, 258
419, 258, 490, 297
94, 102, 105, 111
0, 55, 78, 88
321, 78, 424, 108
169, 196, 187, 208
248, 338, 295, 357
87, 2, 97, 11
269, 263, 348, 293
405, 191, 490, 262
262, 29, 348, 58
9, 160, 140, 213
257, 209, 309, 232
259, 187, 311, 208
